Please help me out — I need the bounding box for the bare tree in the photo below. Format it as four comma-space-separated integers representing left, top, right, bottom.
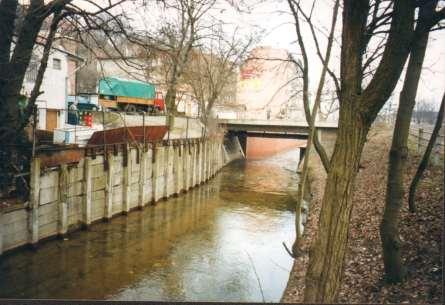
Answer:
298, 0, 420, 302
408, 92, 444, 212
0, 0, 134, 195
183, 26, 255, 125
284, 0, 339, 257
143, 0, 217, 115
381, 0, 444, 283
413, 99, 439, 125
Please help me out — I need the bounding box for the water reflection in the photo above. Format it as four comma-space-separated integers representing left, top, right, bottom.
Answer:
0, 149, 299, 302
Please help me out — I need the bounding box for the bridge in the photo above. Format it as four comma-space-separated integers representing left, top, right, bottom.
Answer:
218, 119, 338, 138
218, 119, 338, 156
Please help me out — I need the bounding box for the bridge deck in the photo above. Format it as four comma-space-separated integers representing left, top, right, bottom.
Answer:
218, 119, 338, 129
218, 119, 338, 135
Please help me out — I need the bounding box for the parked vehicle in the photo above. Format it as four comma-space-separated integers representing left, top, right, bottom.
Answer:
98, 77, 165, 113
67, 94, 99, 112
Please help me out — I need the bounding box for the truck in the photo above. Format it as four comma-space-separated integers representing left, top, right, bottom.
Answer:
98, 77, 165, 113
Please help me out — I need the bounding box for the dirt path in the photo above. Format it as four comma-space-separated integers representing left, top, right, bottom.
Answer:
281, 127, 443, 303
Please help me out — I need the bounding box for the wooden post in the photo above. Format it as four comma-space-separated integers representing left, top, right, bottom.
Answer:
29, 158, 41, 246
418, 128, 423, 153
105, 152, 114, 220
58, 164, 68, 237
83, 157, 92, 228
432, 142, 440, 166
123, 144, 131, 214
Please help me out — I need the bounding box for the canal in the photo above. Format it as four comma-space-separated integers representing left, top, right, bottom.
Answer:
0, 148, 300, 302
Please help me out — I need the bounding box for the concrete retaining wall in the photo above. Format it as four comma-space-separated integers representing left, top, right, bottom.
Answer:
0, 136, 227, 255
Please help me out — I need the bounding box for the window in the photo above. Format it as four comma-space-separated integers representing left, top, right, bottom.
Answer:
26, 62, 38, 82
53, 58, 61, 70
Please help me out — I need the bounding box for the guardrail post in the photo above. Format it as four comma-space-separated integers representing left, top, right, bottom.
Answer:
29, 158, 40, 246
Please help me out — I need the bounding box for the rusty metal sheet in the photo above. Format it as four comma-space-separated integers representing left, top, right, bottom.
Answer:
37, 147, 84, 168
87, 125, 168, 146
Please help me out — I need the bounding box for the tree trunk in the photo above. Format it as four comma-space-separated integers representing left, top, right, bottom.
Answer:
165, 86, 177, 115
408, 94, 444, 210
380, 24, 430, 283
0, 0, 46, 194
304, 107, 369, 303
0, 0, 46, 137
303, 0, 415, 301
0, 0, 18, 66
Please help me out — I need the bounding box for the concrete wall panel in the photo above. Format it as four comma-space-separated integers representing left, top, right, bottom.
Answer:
1, 136, 225, 255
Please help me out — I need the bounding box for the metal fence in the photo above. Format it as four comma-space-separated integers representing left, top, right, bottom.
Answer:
408, 125, 444, 165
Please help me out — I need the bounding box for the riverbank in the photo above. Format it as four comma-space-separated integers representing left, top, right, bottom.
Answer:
282, 126, 443, 303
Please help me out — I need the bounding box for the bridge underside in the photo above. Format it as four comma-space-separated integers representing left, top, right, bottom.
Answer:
244, 131, 308, 140
220, 119, 338, 157
227, 130, 308, 157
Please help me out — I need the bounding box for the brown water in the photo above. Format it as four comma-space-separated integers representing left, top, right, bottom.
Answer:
0, 149, 299, 302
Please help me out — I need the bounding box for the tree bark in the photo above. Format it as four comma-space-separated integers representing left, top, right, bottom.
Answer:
303, 0, 415, 302
287, 0, 339, 256
380, 4, 433, 282
0, 0, 46, 138
304, 108, 369, 302
0, 0, 18, 66
408, 94, 444, 211
22, 10, 63, 129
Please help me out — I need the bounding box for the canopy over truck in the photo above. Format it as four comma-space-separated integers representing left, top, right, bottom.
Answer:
98, 77, 165, 112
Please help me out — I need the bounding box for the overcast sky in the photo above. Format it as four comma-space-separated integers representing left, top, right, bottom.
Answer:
224, 0, 445, 108
92, 0, 445, 108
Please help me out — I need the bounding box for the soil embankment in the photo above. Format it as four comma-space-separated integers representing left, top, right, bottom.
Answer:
281, 127, 443, 303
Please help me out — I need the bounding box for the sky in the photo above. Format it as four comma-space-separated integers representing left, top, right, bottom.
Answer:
78, 0, 445, 109
223, 0, 445, 109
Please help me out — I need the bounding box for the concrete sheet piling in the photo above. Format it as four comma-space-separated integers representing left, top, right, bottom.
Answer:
122, 145, 131, 214
58, 164, 68, 236
0, 136, 227, 255
83, 157, 92, 228
29, 158, 41, 246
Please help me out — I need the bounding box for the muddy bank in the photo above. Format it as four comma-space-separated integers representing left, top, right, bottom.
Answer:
281, 127, 443, 303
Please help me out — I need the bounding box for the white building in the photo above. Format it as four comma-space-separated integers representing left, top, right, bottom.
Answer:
22, 45, 82, 131
237, 46, 305, 121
